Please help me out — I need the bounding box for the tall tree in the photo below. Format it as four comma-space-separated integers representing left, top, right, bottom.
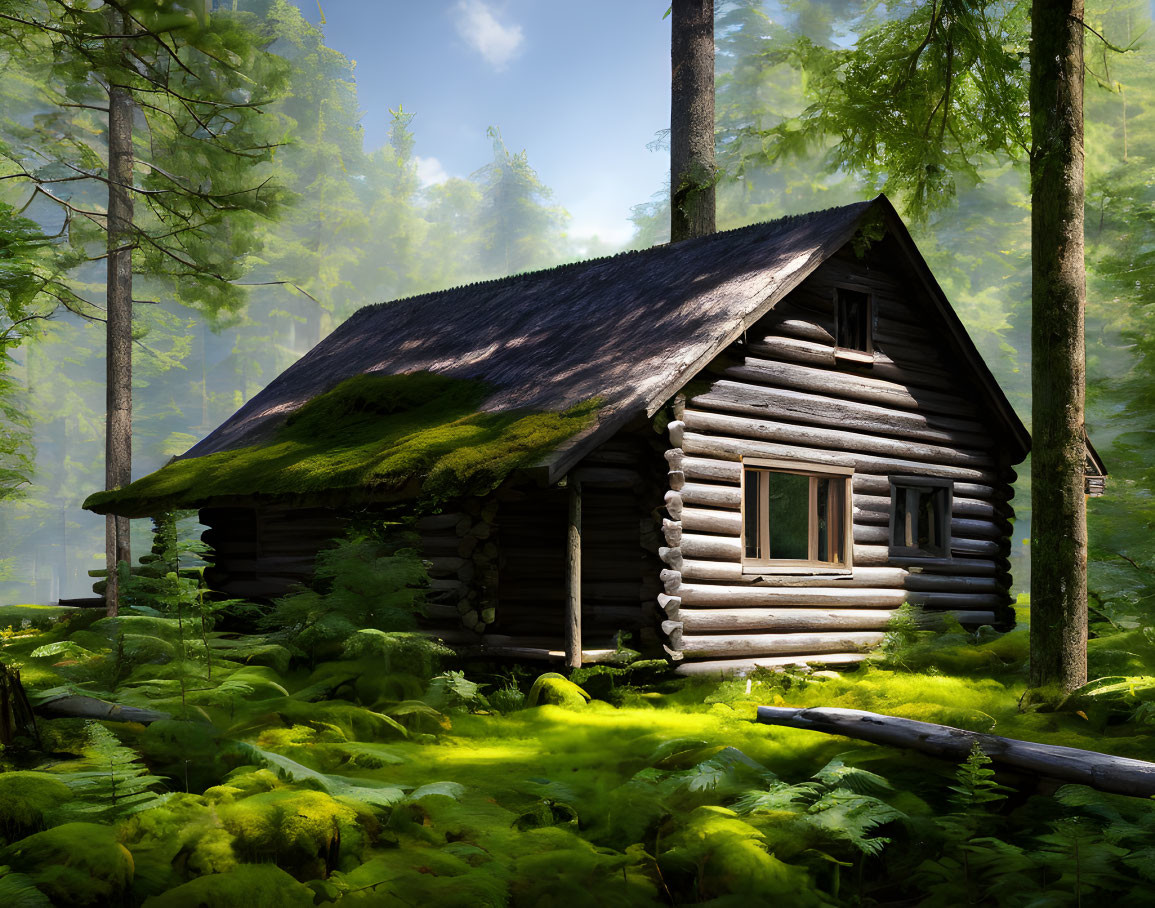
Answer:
670, 0, 716, 241
472, 127, 568, 276
737, 0, 1098, 690
1029, 0, 1087, 689
0, 1, 286, 613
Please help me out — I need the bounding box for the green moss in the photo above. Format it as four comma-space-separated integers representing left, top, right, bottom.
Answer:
0, 605, 74, 629
140, 863, 315, 908
1, 822, 134, 906
218, 788, 364, 880
526, 673, 591, 709
84, 373, 600, 516
0, 772, 73, 838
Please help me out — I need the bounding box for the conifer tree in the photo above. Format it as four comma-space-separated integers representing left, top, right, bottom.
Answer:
0, 1, 287, 613
735, 0, 1099, 690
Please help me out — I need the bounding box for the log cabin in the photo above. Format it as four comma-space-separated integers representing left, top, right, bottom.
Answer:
84, 195, 1105, 675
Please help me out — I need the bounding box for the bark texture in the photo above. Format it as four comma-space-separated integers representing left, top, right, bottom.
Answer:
670, 0, 715, 242
757, 706, 1155, 798
1029, 0, 1087, 690
105, 64, 135, 617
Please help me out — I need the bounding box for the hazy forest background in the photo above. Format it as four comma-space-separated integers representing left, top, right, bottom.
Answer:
6, 1, 1155, 904
1, 0, 1153, 629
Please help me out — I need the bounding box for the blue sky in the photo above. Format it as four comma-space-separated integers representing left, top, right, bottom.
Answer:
294, 1, 673, 246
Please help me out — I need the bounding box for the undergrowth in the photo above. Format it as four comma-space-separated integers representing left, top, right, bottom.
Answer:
4, 524, 1155, 906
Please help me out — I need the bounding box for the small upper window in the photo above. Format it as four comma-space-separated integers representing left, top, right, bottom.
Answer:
743, 459, 852, 570
835, 287, 872, 355
889, 477, 952, 558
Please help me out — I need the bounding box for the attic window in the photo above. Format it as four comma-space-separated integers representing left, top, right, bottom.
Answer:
742, 458, 852, 572
835, 287, 873, 359
889, 476, 952, 558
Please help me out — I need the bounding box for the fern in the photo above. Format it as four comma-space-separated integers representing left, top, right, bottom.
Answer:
948, 741, 1009, 811
804, 788, 905, 857
733, 754, 907, 862
238, 742, 407, 808
261, 531, 429, 663
52, 723, 170, 821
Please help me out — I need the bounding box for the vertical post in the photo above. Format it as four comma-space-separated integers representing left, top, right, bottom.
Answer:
565, 479, 582, 669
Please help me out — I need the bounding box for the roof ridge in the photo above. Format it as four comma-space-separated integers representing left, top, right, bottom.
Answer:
345, 199, 876, 323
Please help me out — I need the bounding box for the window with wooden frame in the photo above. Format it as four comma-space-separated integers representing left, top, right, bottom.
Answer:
834, 286, 873, 361
742, 458, 853, 571
889, 476, 953, 558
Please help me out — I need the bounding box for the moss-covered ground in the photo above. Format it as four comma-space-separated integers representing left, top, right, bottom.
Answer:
83, 372, 600, 516
3, 575, 1155, 904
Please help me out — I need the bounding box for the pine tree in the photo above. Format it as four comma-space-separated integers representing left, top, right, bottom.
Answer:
0, 1, 288, 614
727, 0, 1099, 690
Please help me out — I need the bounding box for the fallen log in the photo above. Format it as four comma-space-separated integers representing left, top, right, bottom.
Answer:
34, 695, 170, 725
756, 706, 1155, 798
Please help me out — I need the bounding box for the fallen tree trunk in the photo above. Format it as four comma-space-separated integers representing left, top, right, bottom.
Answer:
34, 695, 170, 725
756, 705, 1155, 798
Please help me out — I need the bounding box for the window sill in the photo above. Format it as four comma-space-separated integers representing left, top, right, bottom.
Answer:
835, 348, 874, 365
741, 564, 853, 576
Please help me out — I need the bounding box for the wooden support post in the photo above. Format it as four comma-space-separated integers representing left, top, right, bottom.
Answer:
565, 479, 582, 669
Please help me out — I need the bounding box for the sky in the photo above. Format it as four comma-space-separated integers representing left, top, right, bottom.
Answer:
294, 1, 674, 247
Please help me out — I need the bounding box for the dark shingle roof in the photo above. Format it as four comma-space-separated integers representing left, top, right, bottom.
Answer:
184, 199, 878, 466
89, 194, 1037, 517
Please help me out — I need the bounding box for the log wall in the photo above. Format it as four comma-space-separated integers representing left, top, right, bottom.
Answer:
200, 505, 349, 601
419, 434, 666, 662
661, 243, 1019, 675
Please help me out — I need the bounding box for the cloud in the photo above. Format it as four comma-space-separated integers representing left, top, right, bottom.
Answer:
453, 0, 524, 70
415, 155, 450, 187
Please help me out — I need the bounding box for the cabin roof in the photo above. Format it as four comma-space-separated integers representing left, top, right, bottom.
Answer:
85, 195, 1034, 517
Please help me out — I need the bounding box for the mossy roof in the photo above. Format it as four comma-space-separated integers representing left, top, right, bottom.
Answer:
85, 373, 600, 516
86, 195, 1031, 517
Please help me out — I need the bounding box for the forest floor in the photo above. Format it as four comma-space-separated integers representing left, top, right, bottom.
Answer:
1, 597, 1155, 906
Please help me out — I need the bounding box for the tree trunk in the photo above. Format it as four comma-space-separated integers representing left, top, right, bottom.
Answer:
105, 37, 134, 617
757, 706, 1155, 798
1029, 0, 1087, 690
670, 0, 715, 242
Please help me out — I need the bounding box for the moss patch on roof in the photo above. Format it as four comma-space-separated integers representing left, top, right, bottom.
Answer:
84, 372, 600, 517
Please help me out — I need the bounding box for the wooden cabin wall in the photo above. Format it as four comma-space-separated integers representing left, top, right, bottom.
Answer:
200, 505, 349, 601
660, 242, 1017, 675
419, 435, 666, 662
414, 500, 501, 637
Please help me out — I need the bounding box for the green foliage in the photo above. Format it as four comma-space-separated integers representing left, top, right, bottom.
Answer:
737, 0, 1029, 219
474, 127, 571, 276
0, 0, 289, 321
948, 742, 1010, 813
53, 722, 171, 821
261, 530, 430, 663
84, 372, 601, 515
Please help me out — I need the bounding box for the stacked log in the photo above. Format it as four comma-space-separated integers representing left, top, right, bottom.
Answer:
200, 506, 349, 601
661, 248, 1018, 674
418, 435, 664, 656
416, 498, 501, 637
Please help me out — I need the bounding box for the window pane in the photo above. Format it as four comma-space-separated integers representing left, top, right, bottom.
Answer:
766, 472, 809, 560
891, 483, 949, 555
837, 289, 871, 351
918, 492, 935, 549
821, 478, 845, 564
744, 469, 761, 559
